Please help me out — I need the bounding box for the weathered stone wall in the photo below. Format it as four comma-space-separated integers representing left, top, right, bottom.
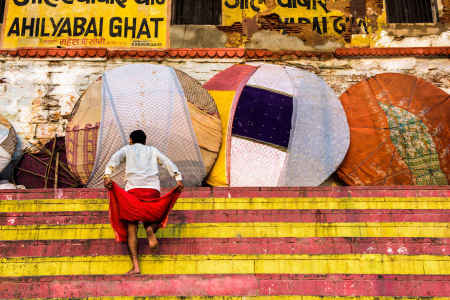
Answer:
0, 55, 448, 148
181, 0, 450, 50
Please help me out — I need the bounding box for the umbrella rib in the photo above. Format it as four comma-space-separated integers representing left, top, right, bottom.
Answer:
406, 77, 418, 110
416, 96, 450, 117
16, 168, 78, 187
373, 168, 411, 185
382, 142, 399, 185
374, 76, 395, 107
39, 146, 81, 183
27, 151, 79, 185
350, 126, 390, 130
346, 140, 389, 177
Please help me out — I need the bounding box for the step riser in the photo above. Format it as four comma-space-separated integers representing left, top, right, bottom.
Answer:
2, 209, 450, 225
2, 274, 449, 298
2, 197, 450, 212
1, 297, 448, 300
2, 238, 449, 257
0, 187, 447, 201
2, 222, 449, 240
2, 254, 449, 277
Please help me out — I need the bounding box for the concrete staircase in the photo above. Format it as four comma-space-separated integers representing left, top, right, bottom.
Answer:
0, 186, 449, 299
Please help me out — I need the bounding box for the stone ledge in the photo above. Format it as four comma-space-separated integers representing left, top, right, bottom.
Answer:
0, 185, 448, 199
0, 47, 448, 59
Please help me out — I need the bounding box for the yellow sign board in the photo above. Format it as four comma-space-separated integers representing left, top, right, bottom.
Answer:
222, 0, 368, 38
2, 0, 169, 48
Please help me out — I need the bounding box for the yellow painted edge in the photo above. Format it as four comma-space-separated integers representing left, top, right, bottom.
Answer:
1, 254, 449, 277
206, 90, 236, 186
1, 197, 449, 212
26, 297, 450, 300
1, 222, 449, 240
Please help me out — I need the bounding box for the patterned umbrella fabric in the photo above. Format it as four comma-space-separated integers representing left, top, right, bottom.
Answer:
338, 73, 449, 185
204, 63, 350, 187
66, 64, 222, 188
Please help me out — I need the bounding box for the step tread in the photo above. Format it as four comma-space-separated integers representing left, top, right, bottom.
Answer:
2, 253, 450, 277
2, 209, 449, 226
1, 197, 449, 212
1, 274, 449, 298
2, 222, 449, 240
2, 237, 448, 257
0, 186, 448, 201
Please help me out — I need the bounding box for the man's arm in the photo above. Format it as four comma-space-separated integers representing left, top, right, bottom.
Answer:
104, 147, 126, 189
154, 148, 184, 190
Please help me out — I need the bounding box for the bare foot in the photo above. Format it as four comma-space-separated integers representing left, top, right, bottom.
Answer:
146, 226, 159, 249
126, 268, 140, 275
149, 241, 159, 250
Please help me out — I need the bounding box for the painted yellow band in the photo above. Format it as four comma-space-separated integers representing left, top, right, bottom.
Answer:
1, 197, 449, 212
29, 297, 450, 300
1, 222, 449, 240
1, 254, 449, 277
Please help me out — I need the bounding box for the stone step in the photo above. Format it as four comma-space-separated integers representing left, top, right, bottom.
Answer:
1, 196, 449, 212
2, 253, 450, 277
2, 222, 449, 241
0, 186, 447, 201
2, 274, 449, 298
2, 209, 449, 225
2, 238, 448, 257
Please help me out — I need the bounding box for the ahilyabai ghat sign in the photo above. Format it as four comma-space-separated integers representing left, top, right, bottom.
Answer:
223, 0, 368, 37
2, 0, 169, 48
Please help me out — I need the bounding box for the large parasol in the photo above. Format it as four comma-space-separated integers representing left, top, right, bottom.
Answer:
204, 63, 350, 187
65, 64, 222, 188
338, 73, 449, 185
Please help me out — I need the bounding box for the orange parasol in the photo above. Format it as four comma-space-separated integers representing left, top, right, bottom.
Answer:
338, 73, 449, 186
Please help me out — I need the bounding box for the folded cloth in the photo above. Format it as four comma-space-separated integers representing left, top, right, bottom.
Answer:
108, 181, 181, 242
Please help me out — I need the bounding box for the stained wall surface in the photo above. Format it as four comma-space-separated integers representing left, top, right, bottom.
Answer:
217, 0, 450, 50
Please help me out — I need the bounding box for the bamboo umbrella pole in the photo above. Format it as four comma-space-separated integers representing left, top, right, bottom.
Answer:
44, 137, 57, 188
40, 145, 81, 183
17, 168, 77, 187
54, 152, 60, 189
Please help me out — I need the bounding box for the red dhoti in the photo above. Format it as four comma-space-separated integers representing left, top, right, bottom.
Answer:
108, 182, 181, 242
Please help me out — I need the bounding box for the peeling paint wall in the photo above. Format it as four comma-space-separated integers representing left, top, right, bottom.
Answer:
0, 56, 448, 149
207, 0, 450, 50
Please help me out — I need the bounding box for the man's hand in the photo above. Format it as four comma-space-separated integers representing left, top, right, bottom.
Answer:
104, 177, 113, 190
175, 180, 184, 192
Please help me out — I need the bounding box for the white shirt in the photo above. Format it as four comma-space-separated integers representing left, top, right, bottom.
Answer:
104, 143, 182, 191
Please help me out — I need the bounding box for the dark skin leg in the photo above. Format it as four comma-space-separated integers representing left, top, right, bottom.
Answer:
144, 222, 159, 249
126, 221, 140, 274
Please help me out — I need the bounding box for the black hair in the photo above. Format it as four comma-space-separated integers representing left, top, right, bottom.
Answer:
130, 130, 146, 145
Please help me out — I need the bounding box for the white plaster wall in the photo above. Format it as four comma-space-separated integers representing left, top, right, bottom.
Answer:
376, 30, 450, 48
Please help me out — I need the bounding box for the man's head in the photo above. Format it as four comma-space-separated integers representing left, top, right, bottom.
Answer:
129, 130, 146, 145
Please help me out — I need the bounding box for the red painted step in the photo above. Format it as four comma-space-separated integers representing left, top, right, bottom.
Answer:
1, 237, 449, 258
2, 209, 449, 225
1, 274, 449, 298
0, 185, 448, 200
